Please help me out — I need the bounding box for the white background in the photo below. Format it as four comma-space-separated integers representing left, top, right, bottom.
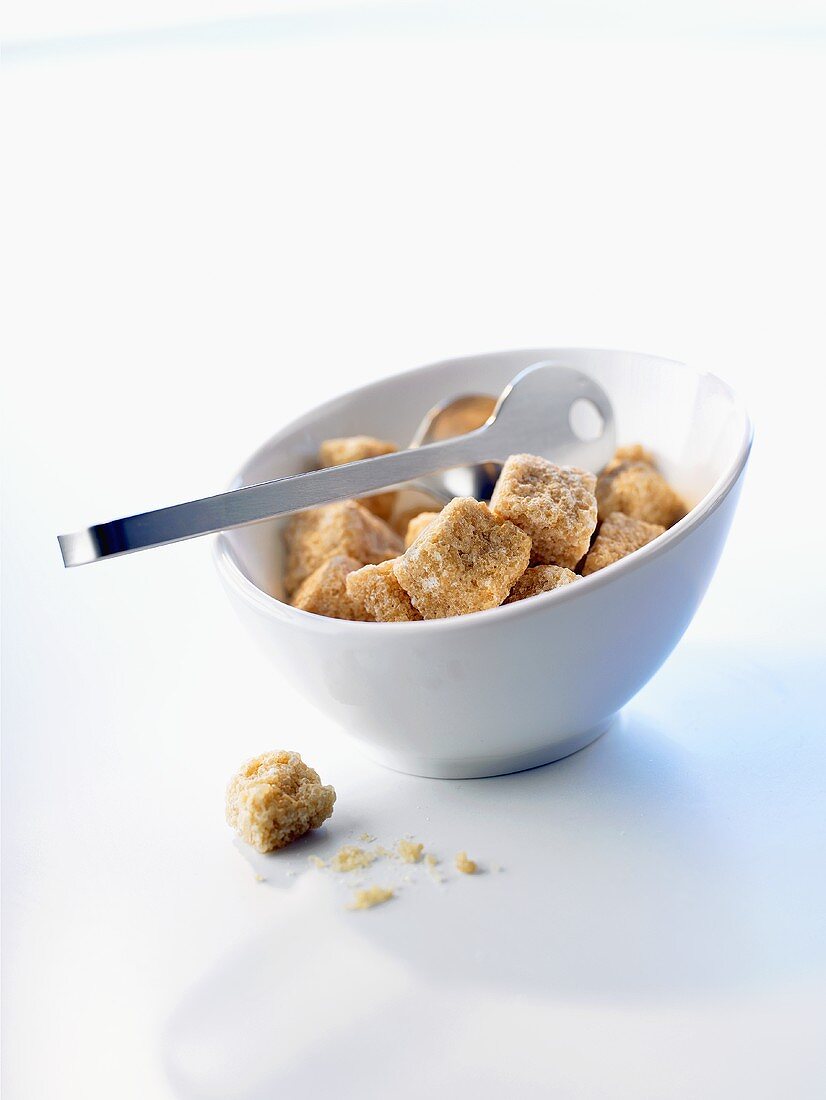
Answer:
3, 3, 826, 1098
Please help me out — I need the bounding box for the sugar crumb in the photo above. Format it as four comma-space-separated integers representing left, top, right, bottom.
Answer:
425, 853, 444, 883
397, 839, 424, 864
358, 833, 377, 843
330, 845, 377, 872
308, 855, 326, 869
455, 851, 478, 875
348, 886, 394, 910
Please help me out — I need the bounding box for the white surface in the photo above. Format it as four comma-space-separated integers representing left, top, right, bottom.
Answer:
218, 348, 751, 778
6, 0, 825, 45
3, 10, 826, 1099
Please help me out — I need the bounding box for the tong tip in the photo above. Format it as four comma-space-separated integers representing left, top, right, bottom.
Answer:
58, 529, 97, 568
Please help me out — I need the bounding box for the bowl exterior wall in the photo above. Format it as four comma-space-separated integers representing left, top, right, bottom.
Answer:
219, 466, 746, 778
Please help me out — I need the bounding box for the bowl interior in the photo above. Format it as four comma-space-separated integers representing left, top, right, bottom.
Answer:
219, 349, 750, 603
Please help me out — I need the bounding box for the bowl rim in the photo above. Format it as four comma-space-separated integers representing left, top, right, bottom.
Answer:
214, 347, 753, 633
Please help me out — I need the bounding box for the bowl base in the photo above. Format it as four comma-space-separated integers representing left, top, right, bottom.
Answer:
355, 716, 616, 779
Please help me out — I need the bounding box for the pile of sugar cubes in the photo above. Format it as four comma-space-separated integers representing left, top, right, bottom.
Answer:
283, 437, 686, 621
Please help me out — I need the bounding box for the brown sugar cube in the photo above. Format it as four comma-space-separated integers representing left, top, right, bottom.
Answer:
318, 435, 397, 467
505, 564, 578, 603
225, 750, 336, 853
404, 511, 440, 548
318, 435, 398, 519
490, 454, 597, 570
346, 559, 421, 622
603, 442, 658, 474
283, 500, 403, 595
291, 555, 373, 620
393, 497, 531, 619
596, 461, 686, 528
581, 511, 665, 576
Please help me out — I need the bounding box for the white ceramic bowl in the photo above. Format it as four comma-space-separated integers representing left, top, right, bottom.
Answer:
215, 349, 752, 779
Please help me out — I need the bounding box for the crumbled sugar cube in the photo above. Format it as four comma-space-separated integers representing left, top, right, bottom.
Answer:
318, 435, 398, 519
308, 856, 327, 869
393, 497, 531, 619
596, 449, 686, 528
225, 751, 336, 853
455, 851, 478, 874
505, 564, 579, 603
345, 559, 421, 622
330, 846, 377, 872
490, 454, 598, 570
291, 555, 373, 621
404, 511, 440, 548
581, 511, 666, 575
397, 840, 424, 863
283, 500, 402, 595
358, 833, 377, 843
348, 886, 394, 910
